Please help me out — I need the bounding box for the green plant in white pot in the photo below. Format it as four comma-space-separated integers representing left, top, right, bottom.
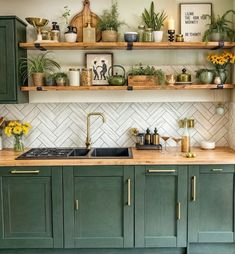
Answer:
142, 1, 167, 42
98, 2, 124, 42
54, 72, 68, 86
20, 52, 61, 86
203, 10, 235, 42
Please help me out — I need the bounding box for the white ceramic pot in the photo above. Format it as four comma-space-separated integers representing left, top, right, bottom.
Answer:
153, 31, 163, 42
64, 33, 77, 43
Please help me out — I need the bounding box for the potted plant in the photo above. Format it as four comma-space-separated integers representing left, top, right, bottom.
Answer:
203, 10, 235, 42
195, 69, 216, 84
54, 72, 68, 86
98, 2, 124, 42
142, 1, 167, 42
19, 52, 61, 86
128, 63, 165, 86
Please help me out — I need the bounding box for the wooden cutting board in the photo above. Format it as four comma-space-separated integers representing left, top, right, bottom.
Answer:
70, 0, 101, 42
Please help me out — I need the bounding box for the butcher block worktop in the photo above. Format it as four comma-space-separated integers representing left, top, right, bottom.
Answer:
0, 147, 234, 166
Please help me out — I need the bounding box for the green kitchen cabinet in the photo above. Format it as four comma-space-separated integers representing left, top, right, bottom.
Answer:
0, 166, 63, 248
0, 16, 28, 103
135, 165, 187, 248
63, 166, 134, 248
188, 165, 235, 243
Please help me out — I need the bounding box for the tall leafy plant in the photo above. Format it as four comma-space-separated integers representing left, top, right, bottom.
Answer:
203, 10, 235, 42
142, 1, 167, 31
19, 52, 61, 84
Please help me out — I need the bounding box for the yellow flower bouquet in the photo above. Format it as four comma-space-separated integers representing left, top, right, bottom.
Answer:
207, 52, 235, 83
4, 121, 32, 152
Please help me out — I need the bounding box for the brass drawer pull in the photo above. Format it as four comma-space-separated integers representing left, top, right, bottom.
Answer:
176, 202, 181, 220
148, 169, 176, 173
75, 200, 79, 210
191, 176, 196, 201
10, 170, 40, 174
127, 178, 131, 206
211, 168, 223, 172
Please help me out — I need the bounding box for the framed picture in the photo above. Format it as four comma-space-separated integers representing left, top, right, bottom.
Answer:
180, 3, 212, 42
85, 53, 113, 85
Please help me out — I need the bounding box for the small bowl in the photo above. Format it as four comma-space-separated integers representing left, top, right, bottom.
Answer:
200, 141, 215, 150
124, 32, 138, 42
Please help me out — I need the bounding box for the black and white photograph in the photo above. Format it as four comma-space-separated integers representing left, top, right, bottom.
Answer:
85, 53, 113, 85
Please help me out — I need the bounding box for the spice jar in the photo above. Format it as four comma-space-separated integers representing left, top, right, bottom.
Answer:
143, 28, 153, 42
176, 34, 184, 42
138, 25, 145, 42
81, 68, 93, 86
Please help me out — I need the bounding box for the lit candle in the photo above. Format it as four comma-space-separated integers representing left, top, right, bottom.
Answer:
168, 18, 175, 30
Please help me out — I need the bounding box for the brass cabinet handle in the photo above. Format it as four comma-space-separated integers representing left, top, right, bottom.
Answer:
75, 200, 79, 210
211, 168, 223, 172
176, 202, 181, 220
191, 176, 196, 201
147, 169, 176, 173
10, 170, 40, 174
127, 178, 131, 206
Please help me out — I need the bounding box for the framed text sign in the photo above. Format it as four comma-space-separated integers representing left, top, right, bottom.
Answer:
180, 3, 212, 42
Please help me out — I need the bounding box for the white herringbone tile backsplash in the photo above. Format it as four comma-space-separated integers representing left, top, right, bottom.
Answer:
0, 103, 229, 148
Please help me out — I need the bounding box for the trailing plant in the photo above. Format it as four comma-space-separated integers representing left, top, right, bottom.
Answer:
129, 63, 165, 85
97, 2, 125, 31
19, 52, 61, 84
142, 1, 167, 31
203, 10, 235, 42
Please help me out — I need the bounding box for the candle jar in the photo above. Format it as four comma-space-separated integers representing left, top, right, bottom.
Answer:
143, 28, 153, 42
176, 34, 184, 42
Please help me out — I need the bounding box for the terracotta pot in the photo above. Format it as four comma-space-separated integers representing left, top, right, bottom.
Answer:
102, 30, 118, 42
32, 73, 44, 86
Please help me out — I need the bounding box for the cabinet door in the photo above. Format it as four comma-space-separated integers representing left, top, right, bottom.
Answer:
0, 167, 63, 248
63, 166, 134, 248
188, 165, 235, 243
135, 165, 187, 248
0, 19, 16, 101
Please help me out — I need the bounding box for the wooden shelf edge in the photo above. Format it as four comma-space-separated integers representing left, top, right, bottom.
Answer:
19, 42, 235, 50
20, 84, 235, 91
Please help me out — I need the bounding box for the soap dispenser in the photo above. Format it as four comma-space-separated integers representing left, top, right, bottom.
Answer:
152, 128, 160, 145
145, 128, 151, 145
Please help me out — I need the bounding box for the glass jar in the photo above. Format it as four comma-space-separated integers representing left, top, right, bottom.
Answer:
138, 25, 145, 42
81, 68, 93, 86
143, 28, 153, 42
176, 34, 184, 42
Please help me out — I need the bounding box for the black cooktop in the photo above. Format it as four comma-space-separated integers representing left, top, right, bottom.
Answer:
16, 148, 74, 160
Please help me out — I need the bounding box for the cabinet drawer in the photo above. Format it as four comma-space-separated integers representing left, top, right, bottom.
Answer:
145, 165, 178, 175
0, 167, 52, 176
199, 165, 234, 174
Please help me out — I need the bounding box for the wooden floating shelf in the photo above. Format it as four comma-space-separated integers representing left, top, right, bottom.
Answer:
21, 84, 235, 91
19, 42, 235, 50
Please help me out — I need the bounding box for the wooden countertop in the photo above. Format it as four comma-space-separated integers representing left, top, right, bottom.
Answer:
0, 147, 234, 167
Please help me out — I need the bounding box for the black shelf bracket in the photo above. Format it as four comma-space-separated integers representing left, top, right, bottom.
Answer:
127, 86, 133, 91
127, 42, 133, 50
34, 43, 47, 51
210, 84, 224, 90
211, 41, 224, 50
36, 86, 44, 91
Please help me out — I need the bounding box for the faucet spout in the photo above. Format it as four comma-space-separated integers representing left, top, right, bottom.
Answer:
85, 112, 106, 149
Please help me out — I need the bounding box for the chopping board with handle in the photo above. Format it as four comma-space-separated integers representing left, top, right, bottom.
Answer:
70, 0, 101, 42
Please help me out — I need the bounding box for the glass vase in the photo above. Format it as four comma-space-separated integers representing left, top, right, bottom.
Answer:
216, 68, 227, 84
14, 135, 24, 152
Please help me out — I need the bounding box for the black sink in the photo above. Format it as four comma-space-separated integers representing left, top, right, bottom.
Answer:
90, 148, 132, 158
68, 148, 90, 157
